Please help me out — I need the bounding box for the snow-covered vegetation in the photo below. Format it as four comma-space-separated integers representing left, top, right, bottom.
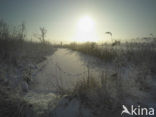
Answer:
61, 40, 156, 116
0, 20, 55, 117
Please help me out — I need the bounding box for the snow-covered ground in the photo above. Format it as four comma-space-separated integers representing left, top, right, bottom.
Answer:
30, 48, 102, 92
23, 48, 156, 117
24, 48, 99, 116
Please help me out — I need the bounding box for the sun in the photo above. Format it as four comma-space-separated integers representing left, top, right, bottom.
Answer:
74, 16, 98, 42
78, 16, 95, 32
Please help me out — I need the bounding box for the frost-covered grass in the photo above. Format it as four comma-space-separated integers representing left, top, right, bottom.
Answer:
58, 66, 155, 116
0, 38, 54, 66
0, 81, 35, 117
0, 20, 55, 93
65, 40, 156, 74
0, 20, 55, 66
65, 42, 117, 62
61, 40, 156, 116
0, 20, 56, 117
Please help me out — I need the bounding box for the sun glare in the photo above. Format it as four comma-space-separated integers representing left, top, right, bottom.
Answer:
78, 16, 94, 32
74, 16, 98, 43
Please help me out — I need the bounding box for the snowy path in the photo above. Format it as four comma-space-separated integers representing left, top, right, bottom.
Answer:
31, 48, 101, 93
24, 48, 101, 116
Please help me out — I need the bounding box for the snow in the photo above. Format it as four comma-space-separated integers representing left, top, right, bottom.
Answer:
22, 48, 156, 116
24, 48, 96, 116
31, 48, 102, 92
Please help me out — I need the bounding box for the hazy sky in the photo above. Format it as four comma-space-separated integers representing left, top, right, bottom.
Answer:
0, 0, 156, 42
